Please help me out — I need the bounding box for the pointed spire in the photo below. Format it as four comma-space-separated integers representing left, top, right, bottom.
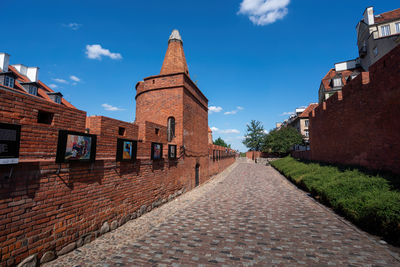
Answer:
169, 29, 183, 43
160, 29, 189, 76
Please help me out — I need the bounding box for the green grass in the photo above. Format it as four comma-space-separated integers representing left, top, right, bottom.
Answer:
271, 156, 400, 245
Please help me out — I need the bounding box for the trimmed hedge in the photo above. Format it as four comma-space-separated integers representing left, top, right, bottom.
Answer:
271, 156, 400, 245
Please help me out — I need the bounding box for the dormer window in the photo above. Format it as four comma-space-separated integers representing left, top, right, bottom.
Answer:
4, 76, 14, 88
54, 95, 61, 104
333, 78, 342, 87
381, 25, 391, 37
28, 85, 37, 96
47, 92, 63, 104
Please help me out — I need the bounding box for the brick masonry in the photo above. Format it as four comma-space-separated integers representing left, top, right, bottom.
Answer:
299, 45, 400, 174
0, 32, 236, 266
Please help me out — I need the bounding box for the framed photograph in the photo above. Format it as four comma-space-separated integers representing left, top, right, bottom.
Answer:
116, 139, 137, 162
56, 130, 97, 163
0, 123, 21, 165
151, 142, 163, 160
168, 144, 177, 160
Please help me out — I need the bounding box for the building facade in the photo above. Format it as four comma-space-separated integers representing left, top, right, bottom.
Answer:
318, 60, 362, 104
356, 7, 400, 71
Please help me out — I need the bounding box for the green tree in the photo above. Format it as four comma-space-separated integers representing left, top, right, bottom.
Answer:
214, 137, 230, 148
262, 126, 303, 155
242, 120, 265, 151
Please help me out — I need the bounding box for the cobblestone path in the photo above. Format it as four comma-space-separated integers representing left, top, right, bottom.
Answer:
48, 162, 400, 266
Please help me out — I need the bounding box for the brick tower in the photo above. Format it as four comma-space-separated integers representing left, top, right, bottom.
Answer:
135, 30, 209, 176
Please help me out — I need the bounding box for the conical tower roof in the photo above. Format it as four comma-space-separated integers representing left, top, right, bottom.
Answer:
160, 29, 189, 76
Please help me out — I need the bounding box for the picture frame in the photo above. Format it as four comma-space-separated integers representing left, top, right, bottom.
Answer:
56, 130, 97, 163
168, 144, 177, 160
0, 122, 21, 165
151, 142, 163, 160
116, 138, 137, 162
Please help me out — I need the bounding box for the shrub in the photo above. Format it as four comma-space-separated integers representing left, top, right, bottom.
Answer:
271, 156, 400, 245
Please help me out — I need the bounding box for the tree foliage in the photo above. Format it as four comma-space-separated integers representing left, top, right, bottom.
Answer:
262, 126, 303, 155
242, 120, 265, 151
214, 137, 230, 148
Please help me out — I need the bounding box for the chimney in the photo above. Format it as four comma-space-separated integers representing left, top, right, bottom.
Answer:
0, 53, 10, 72
12, 64, 39, 82
363, 7, 374, 25
13, 64, 28, 76
26, 67, 39, 82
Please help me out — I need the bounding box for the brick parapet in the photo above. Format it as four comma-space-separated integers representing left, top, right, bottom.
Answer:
308, 45, 400, 174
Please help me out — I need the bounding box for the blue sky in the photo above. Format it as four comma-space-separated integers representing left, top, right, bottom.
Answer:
2, 0, 398, 152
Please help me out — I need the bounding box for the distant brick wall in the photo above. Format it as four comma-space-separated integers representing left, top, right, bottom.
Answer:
245, 151, 269, 160
309, 45, 400, 174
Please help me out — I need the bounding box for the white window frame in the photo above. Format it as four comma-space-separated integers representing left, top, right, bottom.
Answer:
305, 120, 309, 127
4, 76, 14, 88
304, 130, 309, 137
396, 22, 400, 34
333, 78, 342, 87
381, 25, 391, 37
29, 85, 37, 96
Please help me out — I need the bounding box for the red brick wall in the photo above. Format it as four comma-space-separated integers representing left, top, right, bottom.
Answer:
309, 45, 400, 174
0, 88, 235, 267
0, 87, 86, 160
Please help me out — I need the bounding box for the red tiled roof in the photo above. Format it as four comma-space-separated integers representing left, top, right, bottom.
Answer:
299, 103, 318, 118
375, 8, 400, 24
3, 65, 76, 109
321, 67, 362, 91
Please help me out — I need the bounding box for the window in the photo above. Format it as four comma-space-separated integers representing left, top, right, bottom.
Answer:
155, 128, 159, 135
4, 76, 14, 88
305, 129, 309, 137
28, 85, 37, 96
305, 120, 309, 127
333, 78, 342, 87
37, 110, 54, 125
54, 95, 61, 104
167, 117, 175, 142
373, 47, 378, 57
381, 25, 391, 37
396, 23, 400, 33
118, 127, 126, 136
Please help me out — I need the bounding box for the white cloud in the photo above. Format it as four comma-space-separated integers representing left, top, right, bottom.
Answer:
49, 84, 58, 89
281, 111, 295, 116
70, 75, 80, 82
208, 106, 223, 114
52, 78, 68, 84
224, 106, 244, 115
238, 0, 290, 26
86, 44, 122, 60
211, 127, 240, 134
101, 103, 125, 111
63, 23, 82, 30
224, 110, 238, 115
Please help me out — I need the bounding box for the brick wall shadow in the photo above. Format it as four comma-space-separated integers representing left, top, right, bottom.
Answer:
0, 162, 41, 200
68, 161, 105, 189
118, 160, 141, 176
152, 159, 165, 170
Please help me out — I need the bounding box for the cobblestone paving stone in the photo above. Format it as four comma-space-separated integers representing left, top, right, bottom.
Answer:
47, 161, 400, 266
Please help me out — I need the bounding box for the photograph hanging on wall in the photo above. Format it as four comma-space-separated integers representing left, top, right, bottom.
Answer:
168, 144, 177, 160
116, 138, 137, 162
151, 142, 163, 160
0, 123, 21, 165
56, 130, 97, 163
